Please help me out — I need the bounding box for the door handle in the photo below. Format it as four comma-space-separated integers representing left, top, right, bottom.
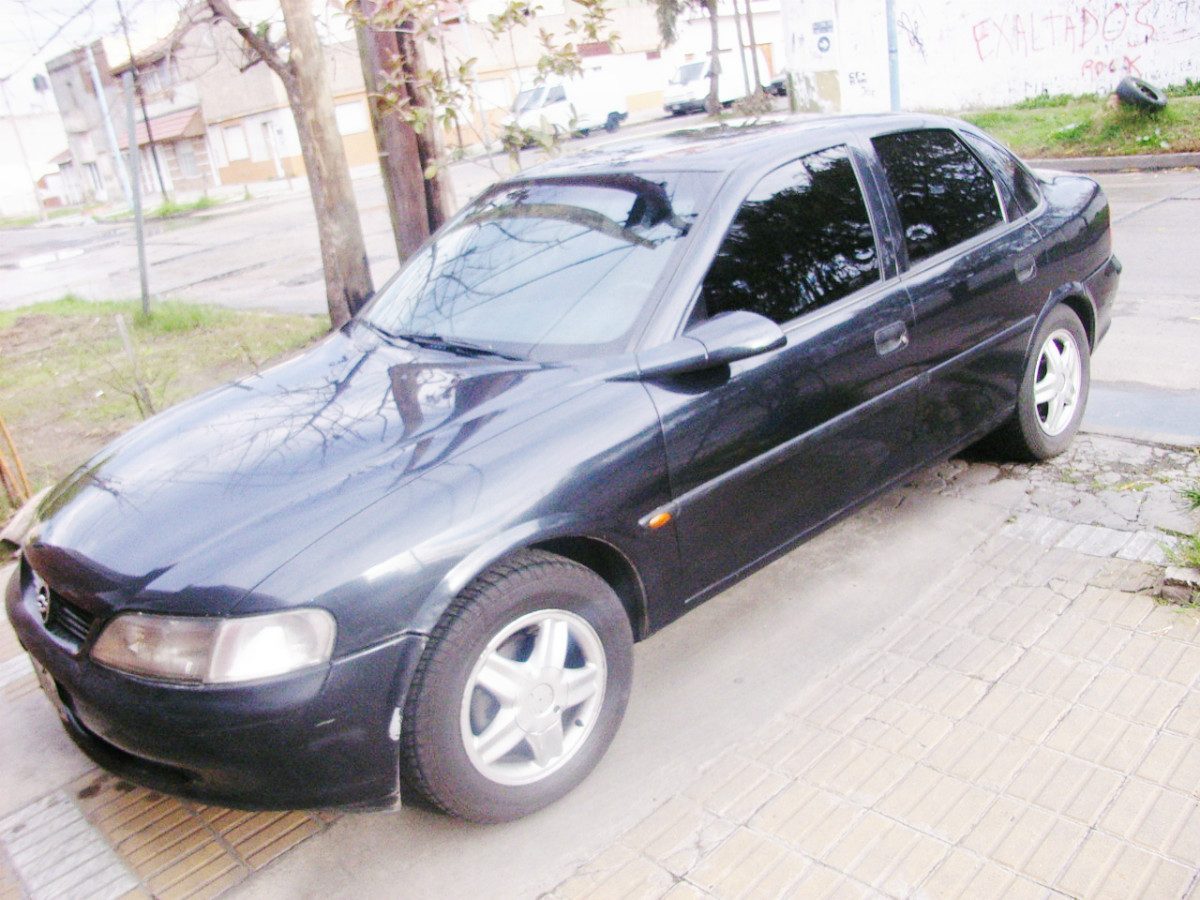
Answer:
874, 321, 909, 356
1015, 256, 1038, 283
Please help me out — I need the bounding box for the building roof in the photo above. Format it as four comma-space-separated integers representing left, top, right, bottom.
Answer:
49, 148, 73, 166
117, 106, 204, 149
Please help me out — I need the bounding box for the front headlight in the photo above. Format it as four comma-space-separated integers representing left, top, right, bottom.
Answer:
91, 609, 336, 684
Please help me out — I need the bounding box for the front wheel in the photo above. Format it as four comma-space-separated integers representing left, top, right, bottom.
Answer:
401, 550, 633, 822
997, 304, 1090, 460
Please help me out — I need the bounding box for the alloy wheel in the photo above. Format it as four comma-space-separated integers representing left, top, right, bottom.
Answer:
1032, 327, 1082, 436
460, 609, 607, 786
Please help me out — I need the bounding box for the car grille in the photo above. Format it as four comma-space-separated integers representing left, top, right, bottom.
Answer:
48, 592, 95, 646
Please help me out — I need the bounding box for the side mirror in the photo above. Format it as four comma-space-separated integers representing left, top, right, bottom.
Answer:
634, 310, 786, 379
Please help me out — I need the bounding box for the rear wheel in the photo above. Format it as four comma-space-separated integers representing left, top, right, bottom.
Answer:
995, 304, 1090, 460
604, 112, 622, 133
401, 550, 633, 822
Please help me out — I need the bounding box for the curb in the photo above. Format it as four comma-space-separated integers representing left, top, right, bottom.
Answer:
1027, 151, 1200, 172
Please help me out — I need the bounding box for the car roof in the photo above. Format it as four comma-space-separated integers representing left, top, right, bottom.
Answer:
515, 112, 966, 180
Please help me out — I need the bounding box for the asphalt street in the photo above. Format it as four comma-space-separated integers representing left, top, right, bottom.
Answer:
2, 121, 1197, 445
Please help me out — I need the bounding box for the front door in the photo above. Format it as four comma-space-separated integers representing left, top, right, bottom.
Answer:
643, 144, 918, 602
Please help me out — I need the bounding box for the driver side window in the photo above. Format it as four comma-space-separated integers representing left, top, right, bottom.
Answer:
699, 145, 880, 326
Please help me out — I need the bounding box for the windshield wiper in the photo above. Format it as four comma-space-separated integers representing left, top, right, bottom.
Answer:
394, 332, 524, 361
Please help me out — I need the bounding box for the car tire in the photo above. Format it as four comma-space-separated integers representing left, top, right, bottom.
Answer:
400, 549, 633, 823
604, 112, 622, 133
996, 304, 1090, 461
1115, 76, 1167, 112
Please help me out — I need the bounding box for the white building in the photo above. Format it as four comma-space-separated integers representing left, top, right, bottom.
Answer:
780, 0, 1200, 112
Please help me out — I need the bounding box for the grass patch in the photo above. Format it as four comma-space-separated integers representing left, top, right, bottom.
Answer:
0, 294, 328, 522
149, 196, 219, 218
1167, 78, 1200, 98
1169, 534, 1200, 570
0, 205, 100, 229
1183, 481, 1200, 510
963, 95, 1200, 158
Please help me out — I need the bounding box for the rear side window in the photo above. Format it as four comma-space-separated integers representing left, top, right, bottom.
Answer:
961, 131, 1042, 218
872, 129, 1005, 264
701, 145, 880, 325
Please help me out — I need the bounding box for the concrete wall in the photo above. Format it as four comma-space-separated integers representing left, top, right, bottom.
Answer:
781, 0, 1200, 112
0, 112, 69, 216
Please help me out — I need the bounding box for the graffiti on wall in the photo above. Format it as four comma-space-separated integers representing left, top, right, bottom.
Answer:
969, 0, 1198, 82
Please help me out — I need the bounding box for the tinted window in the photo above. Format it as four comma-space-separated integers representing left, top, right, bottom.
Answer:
701, 145, 879, 325
872, 129, 1005, 264
364, 173, 709, 360
546, 85, 566, 104
962, 131, 1042, 218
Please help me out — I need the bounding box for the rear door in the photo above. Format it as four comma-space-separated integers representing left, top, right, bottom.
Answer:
644, 144, 918, 600
869, 127, 1044, 457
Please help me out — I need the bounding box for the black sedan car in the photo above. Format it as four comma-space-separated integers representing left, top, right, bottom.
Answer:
6, 113, 1118, 823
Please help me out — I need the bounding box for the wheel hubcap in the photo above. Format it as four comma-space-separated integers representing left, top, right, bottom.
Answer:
460, 609, 606, 786
1033, 328, 1082, 437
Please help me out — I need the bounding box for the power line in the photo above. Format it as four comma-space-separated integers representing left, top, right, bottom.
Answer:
1, 0, 106, 81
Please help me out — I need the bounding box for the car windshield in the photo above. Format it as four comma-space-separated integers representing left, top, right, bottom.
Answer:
514, 87, 545, 113
362, 172, 711, 361
673, 62, 706, 84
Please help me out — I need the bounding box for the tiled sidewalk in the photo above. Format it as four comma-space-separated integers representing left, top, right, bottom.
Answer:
549, 534, 1200, 897
1, 435, 1197, 899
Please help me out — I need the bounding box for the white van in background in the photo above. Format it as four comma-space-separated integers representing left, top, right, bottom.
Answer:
510, 77, 629, 135
663, 49, 771, 114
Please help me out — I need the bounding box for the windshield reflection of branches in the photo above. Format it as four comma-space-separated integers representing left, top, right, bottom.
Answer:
365, 175, 700, 356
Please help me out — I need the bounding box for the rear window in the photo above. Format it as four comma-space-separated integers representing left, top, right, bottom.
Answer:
961, 131, 1043, 218
872, 129, 1005, 264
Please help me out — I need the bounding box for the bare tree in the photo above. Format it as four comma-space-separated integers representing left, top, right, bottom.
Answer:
207, 0, 372, 329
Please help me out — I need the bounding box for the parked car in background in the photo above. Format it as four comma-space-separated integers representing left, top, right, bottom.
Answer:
664, 49, 771, 114
509, 76, 628, 135
7, 114, 1118, 824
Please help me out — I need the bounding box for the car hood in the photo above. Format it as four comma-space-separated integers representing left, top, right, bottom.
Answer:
26, 325, 591, 615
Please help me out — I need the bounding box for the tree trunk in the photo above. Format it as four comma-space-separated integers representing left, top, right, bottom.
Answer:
279, 0, 373, 328
706, 0, 722, 115
395, 25, 454, 230
355, 9, 436, 260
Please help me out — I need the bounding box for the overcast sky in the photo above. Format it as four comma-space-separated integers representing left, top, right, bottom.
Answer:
0, 0, 186, 111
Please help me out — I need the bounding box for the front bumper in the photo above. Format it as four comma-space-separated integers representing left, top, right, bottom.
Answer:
6, 560, 426, 810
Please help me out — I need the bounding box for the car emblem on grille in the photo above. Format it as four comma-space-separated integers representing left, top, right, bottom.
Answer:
36, 585, 51, 624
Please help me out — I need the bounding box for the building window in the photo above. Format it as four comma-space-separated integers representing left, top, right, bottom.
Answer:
84, 161, 102, 192
222, 124, 249, 161
334, 100, 369, 135
177, 139, 199, 178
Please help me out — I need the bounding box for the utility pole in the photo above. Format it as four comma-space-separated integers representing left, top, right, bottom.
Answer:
84, 42, 131, 204
729, 0, 752, 97
457, 2, 492, 149
116, 0, 169, 198
434, 8, 466, 152
742, 0, 762, 89
885, 0, 901, 111
123, 70, 149, 316
0, 77, 47, 222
